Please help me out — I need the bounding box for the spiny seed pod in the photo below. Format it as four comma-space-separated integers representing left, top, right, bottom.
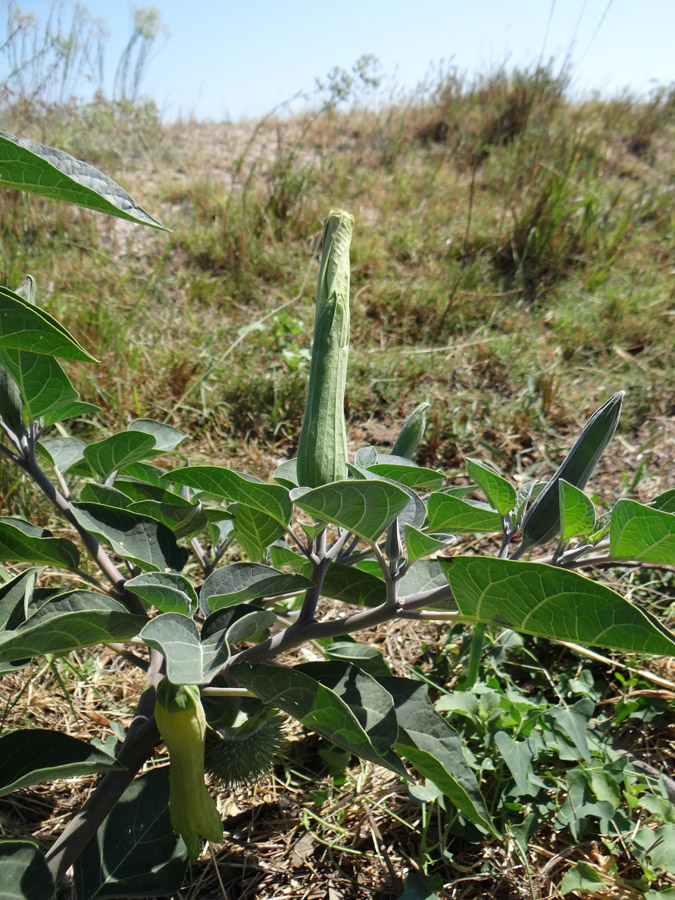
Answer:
517, 391, 624, 555
392, 401, 430, 460
296, 209, 354, 488
204, 711, 285, 787
154, 679, 223, 860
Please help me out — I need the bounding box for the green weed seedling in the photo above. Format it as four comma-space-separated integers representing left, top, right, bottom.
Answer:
0, 132, 673, 899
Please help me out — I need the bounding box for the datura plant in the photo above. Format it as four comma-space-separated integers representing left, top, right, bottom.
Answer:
0, 133, 673, 900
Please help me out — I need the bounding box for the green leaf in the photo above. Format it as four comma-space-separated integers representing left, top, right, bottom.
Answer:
125, 573, 198, 615
128, 499, 208, 539
0, 729, 120, 797
127, 418, 189, 452
0, 132, 168, 231
230, 503, 286, 562
140, 613, 227, 684
200, 563, 314, 613
443, 557, 675, 655
292, 480, 410, 543
650, 490, 675, 514
0, 591, 145, 664
70, 503, 189, 572
140, 607, 275, 684
232, 661, 404, 774
465, 458, 516, 516
39, 437, 86, 473
559, 861, 607, 895
163, 466, 292, 526
610, 499, 675, 565
398, 559, 450, 599
391, 401, 430, 460
398, 873, 441, 900
83, 431, 157, 479
320, 561, 386, 607
298, 660, 400, 757
41, 399, 100, 426
425, 493, 502, 533
326, 641, 392, 677
0, 840, 55, 900
73, 768, 187, 900
0, 569, 40, 632
0, 283, 95, 361
0, 347, 78, 419
0, 518, 79, 569
403, 525, 454, 565
366, 463, 444, 491
80, 484, 134, 508
559, 479, 596, 541
493, 732, 548, 796
272, 457, 298, 488
378, 676, 496, 835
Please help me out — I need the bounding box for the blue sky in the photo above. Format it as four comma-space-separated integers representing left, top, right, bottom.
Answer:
11, 1, 675, 121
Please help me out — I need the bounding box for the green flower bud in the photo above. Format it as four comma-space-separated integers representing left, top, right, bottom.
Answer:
392, 401, 430, 460
517, 392, 624, 555
154, 680, 223, 860
297, 209, 354, 488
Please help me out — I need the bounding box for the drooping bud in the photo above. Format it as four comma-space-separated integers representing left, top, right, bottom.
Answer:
296, 209, 354, 488
154, 679, 223, 860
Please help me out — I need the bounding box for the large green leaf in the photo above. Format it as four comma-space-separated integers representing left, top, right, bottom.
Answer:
292, 480, 410, 543
70, 503, 188, 572
650, 490, 675, 514
0, 283, 95, 361
163, 466, 292, 525
0, 591, 145, 664
0, 840, 55, 900
366, 463, 444, 491
0, 729, 120, 797
39, 437, 86, 473
83, 432, 157, 479
298, 662, 403, 772
128, 499, 208, 540
127, 418, 189, 452
232, 660, 404, 774
0, 347, 78, 419
41, 399, 100, 426
0, 132, 168, 231
398, 559, 449, 598
379, 676, 495, 835
229, 503, 286, 562
320, 561, 386, 607
200, 563, 314, 613
425, 493, 502, 533
73, 768, 187, 900
0, 518, 79, 569
610, 499, 675, 565
404, 525, 453, 565
465, 458, 516, 516
443, 557, 675, 656
140, 606, 275, 684
125, 572, 198, 615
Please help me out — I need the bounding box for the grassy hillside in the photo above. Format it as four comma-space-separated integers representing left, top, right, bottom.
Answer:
0, 70, 673, 485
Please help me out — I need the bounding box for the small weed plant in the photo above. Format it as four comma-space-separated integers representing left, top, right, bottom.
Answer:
0, 133, 673, 899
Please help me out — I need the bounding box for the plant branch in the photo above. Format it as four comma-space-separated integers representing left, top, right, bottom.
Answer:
227, 582, 456, 668
45, 648, 163, 884
16, 455, 146, 616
